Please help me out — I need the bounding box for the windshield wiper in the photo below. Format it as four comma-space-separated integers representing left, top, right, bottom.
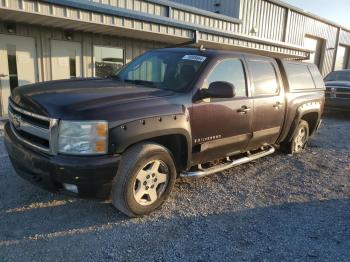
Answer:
111, 75, 121, 80
123, 79, 158, 88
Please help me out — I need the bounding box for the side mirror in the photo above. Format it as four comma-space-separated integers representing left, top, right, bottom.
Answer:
200, 81, 236, 99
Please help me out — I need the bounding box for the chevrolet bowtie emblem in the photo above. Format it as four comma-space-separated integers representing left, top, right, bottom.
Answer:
12, 114, 22, 129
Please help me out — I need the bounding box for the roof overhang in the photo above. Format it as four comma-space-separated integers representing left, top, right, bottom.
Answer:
0, 0, 311, 59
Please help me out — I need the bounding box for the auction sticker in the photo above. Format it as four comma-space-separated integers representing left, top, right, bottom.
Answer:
182, 55, 207, 62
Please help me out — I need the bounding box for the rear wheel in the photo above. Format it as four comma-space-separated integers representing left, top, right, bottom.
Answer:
111, 142, 177, 217
290, 120, 310, 154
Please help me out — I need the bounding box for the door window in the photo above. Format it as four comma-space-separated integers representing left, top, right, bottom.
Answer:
207, 59, 247, 97
248, 60, 279, 96
94, 46, 124, 77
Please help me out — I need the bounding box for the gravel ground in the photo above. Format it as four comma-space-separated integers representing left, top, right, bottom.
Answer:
0, 113, 349, 262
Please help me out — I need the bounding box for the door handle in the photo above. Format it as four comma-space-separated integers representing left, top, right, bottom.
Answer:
237, 105, 252, 114
0, 74, 8, 78
273, 102, 283, 109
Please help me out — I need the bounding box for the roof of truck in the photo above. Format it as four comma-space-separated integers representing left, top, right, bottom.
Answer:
153, 47, 265, 58
152, 47, 313, 64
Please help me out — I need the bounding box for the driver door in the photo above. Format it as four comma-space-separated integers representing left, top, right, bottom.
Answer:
190, 57, 253, 165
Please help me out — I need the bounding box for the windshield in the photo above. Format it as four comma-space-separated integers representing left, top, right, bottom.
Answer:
115, 51, 207, 91
324, 71, 350, 82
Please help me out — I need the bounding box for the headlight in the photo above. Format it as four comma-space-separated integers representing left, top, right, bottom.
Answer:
58, 121, 108, 155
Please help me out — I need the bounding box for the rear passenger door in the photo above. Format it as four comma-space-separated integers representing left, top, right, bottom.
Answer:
246, 57, 286, 149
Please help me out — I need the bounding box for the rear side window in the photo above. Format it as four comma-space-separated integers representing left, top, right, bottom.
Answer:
207, 59, 247, 97
248, 60, 279, 96
308, 65, 325, 89
284, 63, 316, 90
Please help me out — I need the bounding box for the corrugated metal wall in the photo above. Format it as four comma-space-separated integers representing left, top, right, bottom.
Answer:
170, 0, 240, 18
170, 7, 239, 32
340, 30, 350, 46
236, 0, 350, 75
90, 0, 168, 17
88, 0, 240, 33
238, 0, 286, 42
284, 10, 338, 74
170, 0, 349, 74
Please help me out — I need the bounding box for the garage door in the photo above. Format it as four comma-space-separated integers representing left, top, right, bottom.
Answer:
0, 34, 37, 117
335, 45, 349, 70
304, 36, 324, 68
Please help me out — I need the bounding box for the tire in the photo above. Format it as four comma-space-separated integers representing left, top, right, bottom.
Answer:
111, 142, 177, 217
288, 120, 310, 154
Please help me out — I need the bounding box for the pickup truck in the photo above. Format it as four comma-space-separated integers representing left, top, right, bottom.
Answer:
324, 69, 350, 111
4, 48, 325, 217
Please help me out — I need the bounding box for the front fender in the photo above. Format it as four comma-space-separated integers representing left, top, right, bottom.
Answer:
109, 113, 192, 164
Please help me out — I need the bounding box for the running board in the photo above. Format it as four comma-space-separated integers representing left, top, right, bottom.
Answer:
181, 146, 275, 178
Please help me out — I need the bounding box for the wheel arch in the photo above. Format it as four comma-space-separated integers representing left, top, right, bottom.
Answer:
284, 104, 322, 144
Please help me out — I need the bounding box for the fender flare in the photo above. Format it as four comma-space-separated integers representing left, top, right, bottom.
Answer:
109, 113, 192, 167
285, 102, 322, 143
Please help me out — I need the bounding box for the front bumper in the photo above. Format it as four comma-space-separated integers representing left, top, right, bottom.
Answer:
4, 123, 120, 199
325, 98, 350, 111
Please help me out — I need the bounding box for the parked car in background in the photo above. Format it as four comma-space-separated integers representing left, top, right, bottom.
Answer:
324, 69, 350, 111
5, 48, 325, 217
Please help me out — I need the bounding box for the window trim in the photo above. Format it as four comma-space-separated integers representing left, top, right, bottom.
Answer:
247, 59, 281, 98
204, 57, 249, 100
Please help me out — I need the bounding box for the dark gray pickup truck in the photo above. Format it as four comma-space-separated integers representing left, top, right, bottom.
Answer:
5, 48, 325, 217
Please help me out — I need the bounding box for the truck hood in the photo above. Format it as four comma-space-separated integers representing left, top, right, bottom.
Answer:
325, 81, 350, 88
11, 78, 180, 121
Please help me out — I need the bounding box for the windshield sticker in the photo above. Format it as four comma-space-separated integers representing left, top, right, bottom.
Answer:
182, 55, 207, 62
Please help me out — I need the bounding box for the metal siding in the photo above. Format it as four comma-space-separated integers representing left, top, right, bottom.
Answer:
88, 0, 168, 17
170, 0, 240, 18
340, 30, 350, 46
286, 10, 338, 75
238, 0, 286, 42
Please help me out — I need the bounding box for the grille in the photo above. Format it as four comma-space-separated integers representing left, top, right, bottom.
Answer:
325, 87, 350, 99
8, 99, 59, 155
336, 88, 350, 99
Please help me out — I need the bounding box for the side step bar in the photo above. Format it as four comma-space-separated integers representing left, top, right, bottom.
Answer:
181, 146, 275, 178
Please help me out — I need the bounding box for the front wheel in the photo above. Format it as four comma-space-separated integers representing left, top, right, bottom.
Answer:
290, 120, 310, 154
111, 142, 177, 217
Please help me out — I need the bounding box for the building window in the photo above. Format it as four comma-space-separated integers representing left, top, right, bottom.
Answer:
304, 36, 324, 68
94, 46, 124, 78
7, 44, 19, 93
335, 45, 349, 70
